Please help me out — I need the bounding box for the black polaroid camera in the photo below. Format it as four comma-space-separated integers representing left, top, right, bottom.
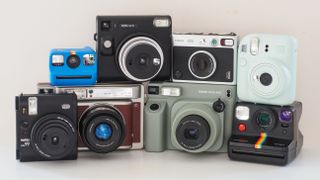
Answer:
96, 15, 172, 82
16, 93, 78, 162
228, 101, 303, 165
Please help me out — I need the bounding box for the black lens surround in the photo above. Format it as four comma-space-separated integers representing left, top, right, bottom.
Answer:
254, 109, 276, 131
67, 55, 81, 68
79, 105, 125, 153
30, 114, 76, 160
188, 50, 216, 79
118, 36, 164, 82
176, 115, 210, 150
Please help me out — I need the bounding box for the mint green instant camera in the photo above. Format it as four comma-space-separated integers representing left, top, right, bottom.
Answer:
237, 34, 298, 106
144, 82, 236, 153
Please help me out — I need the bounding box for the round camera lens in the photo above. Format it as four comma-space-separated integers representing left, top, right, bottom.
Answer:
67, 55, 81, 68
260, 73, 273, 86
118, 36, 164, 81
79, 105, 125, 153
188, 51, 216, 79
95, 123, 112, 141
51, 136, 59, 145
176, 115, 210, 151
184, 128, 199, 140
256, 112, 273, 129
30, 114, 76, 160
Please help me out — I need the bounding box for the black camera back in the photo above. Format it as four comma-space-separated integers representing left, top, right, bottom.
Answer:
228, 101, 303, 165
96, 15, 172, 82
16, 93, 78, 162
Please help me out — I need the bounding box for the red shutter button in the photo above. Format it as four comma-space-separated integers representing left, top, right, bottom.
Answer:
238, 123, 246, 132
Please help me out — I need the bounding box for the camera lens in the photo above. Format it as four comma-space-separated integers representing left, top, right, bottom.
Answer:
80, 105, 125, 153
95, 123, 112, 141
255, 110, 275, 130
67, 55, 81, 68
176, 115, 210, 151
30, 114, 76, 160
184, 128, 199, 140
188, 50, 216, 79
118, 36, 164, 82
260, 73, 273, 86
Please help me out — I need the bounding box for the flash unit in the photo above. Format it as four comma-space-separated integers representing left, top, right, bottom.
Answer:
153, 18, 171, 28
28, 97, 38, 115
52, 55, 64, 65
161, 87, 181, 96
236, 106, 250, 120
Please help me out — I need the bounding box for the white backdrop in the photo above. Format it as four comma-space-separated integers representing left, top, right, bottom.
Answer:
0, 0, 320, 179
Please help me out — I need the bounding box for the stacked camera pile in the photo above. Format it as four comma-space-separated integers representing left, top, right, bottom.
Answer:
15, 16, 303, 166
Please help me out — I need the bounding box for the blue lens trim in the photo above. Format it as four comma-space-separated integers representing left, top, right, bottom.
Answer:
95, 123, 112, 141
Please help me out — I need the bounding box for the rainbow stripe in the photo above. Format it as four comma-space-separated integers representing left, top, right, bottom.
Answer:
254, 132, 268, 149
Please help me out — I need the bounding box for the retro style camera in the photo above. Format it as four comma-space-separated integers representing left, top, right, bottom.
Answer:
49, 47, 97, 86
16, 93, 78, 162
144, 82, 236, 153
228, 102, 303, 165
172, 33, 238, 84
96, 16, 172, 82
237, 34, 298, 105
38, 83, 144, 153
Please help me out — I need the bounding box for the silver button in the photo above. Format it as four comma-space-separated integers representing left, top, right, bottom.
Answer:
103, 40, 112, 48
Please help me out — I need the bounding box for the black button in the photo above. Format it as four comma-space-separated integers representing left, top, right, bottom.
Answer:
282, 129, 288, 135
101, 21, 110, 30
150, 104, 160, 111
281, 123, 289, 128
148, 86, 159, 95
260, 73, 273, 86
21, 121, 29, 128
213, 99, 225, 113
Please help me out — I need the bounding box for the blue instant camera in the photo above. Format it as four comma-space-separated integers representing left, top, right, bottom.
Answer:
49, 47, 97, 86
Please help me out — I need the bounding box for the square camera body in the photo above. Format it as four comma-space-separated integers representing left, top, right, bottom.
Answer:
172, 33, 238, 85
49, 47, 97, 86
38, 83, 144, 153
228, 101, 303, 165
237, 34, 298, 105
144, 82, 236, 153
16, 93, 78, 162
96, 16, 172, 82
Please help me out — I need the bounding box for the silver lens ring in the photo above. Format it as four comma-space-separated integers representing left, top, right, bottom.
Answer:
188, 50, 217, 79
118, 36, 164, 82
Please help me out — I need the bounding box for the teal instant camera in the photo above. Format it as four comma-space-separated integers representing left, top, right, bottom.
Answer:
144, 82, 236, 153
237, 34, 298, 106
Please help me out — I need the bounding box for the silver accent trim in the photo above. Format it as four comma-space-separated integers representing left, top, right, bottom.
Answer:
118, 36, 164, 82
188, 50, 217, 79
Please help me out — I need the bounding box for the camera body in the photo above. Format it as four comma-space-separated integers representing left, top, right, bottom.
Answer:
237, 34, 298, 105
172, 33, 237, 85
228, 101, 303, 165
96, 16, 172, 82
144, 82, 236, 153
16, 93, 78, 162
38, 83, 144, 153
49, 47, 97, 86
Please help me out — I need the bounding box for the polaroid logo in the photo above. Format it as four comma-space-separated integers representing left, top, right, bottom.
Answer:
198, 90, 222, 95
